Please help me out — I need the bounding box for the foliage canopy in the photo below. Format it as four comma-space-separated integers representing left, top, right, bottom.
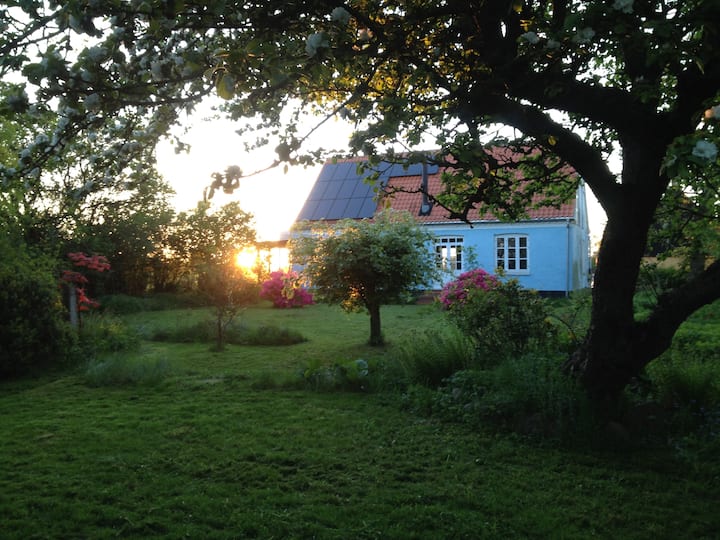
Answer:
291, 210, 437, 345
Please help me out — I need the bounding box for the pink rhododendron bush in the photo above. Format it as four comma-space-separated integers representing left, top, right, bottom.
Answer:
260, 270, 314, 308
439, 269, 552, 365
438, 268, 500, 309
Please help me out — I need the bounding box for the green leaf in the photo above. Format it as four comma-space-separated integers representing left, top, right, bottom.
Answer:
216, 72, 235, 100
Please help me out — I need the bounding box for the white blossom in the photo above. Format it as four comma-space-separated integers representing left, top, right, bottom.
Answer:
546, 39, 561, 50
150, 61, 165, 81
521, 32, 540, 45
574, 28, 595, 44
305, 33, 329, 57
692, 139, 718, 161
83, 93, 101, 111
331, 7, 351, 25
613, 0, 634, 14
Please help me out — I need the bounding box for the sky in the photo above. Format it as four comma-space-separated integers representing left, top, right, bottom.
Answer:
155, 104, 354, 241
155, 103, 608, 248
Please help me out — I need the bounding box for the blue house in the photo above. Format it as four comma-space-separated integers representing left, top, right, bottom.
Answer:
294, 156, 591, 296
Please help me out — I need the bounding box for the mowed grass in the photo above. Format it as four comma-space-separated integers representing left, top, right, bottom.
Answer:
1, 303, 718, 539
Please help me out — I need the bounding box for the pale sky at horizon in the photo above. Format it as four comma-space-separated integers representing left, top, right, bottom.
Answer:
155, 103, 355, 241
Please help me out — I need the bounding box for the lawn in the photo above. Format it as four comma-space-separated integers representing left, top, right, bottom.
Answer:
1, 303, 718, 539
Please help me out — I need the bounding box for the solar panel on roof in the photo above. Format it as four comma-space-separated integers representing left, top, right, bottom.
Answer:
322, 178, 344, 199
315, 165, 336, 182
298, 158, 439, 222
308, 180, 332, 201
329, 198, 350, 218
351, 181, 373, 198
296, 199, 320, 221
338, 179, 357, 198
344, 197, 365, 218
359, 198, 379, 217
330, 161, 355, 180
312, 199, 335, 220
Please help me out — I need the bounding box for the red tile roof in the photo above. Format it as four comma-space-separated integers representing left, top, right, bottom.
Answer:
382, 171, 577, 223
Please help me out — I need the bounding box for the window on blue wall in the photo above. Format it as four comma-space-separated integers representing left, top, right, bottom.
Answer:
435, 237, 463, 271
496, 234, 528, 274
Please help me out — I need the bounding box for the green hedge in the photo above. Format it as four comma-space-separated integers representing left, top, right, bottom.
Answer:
0, 240, 75, 377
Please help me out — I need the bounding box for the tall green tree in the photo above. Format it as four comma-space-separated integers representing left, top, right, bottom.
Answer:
2, 1, 719, 402
0, 80, 176, 266
169, 201, 258, 350
292, 210, 437, 346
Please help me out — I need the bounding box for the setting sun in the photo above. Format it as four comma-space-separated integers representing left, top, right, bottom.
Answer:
235, 242, 291, 279
235, 247, 258, 274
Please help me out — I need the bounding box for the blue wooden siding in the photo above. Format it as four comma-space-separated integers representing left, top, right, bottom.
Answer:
428, 220, 590, 294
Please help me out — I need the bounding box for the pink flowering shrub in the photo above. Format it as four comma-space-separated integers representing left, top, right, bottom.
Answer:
61, 253, 111, 312
260, 270, 314, 308
440, 270, 553, 365
438, 268, 500, 310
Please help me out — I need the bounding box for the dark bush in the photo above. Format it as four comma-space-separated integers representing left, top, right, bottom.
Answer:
442, 277, 553, 365
0, 240, 75, 377
402, 354, 592, 439
100, 292, 209, 314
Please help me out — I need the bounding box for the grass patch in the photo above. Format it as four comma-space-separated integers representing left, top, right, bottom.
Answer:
148, 318, 307, 346
1, 302, 719, 539
395, 324, 477, 386
84, 353, 172, 387
77, 312, 141, 356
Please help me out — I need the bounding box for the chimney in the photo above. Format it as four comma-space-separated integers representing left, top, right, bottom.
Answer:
419, 159, 432, 216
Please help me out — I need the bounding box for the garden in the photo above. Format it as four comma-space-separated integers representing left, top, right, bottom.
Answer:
1, 282, 719, 538
2, 3, 720, 538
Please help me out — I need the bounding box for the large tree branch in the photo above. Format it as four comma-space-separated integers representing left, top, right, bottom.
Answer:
508, 70, 669, 142
477, 95, 622, 215
632, 259, 720, 368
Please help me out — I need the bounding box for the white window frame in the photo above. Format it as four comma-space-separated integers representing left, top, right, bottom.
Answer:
496, 234, 529, 274
435, 237, 464, 272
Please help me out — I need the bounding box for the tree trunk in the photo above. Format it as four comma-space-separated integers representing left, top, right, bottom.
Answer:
216, 312, 225, 351
566, 201, 720, 409
367, 303, 383, 346
565, 211, 646, 404
68, 285, 79, 330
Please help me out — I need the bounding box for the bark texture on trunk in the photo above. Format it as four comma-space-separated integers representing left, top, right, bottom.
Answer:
368, 303, 383, 346
566, 199, 720, 406
565, 205, 650, 404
